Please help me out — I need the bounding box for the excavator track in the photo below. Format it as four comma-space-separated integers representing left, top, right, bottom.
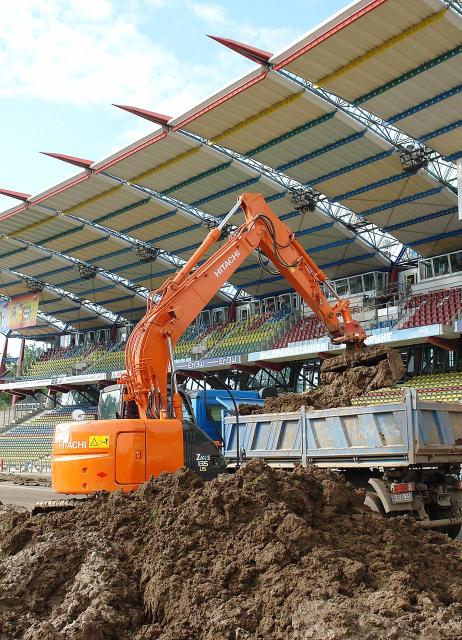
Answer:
31, 498, 87, 515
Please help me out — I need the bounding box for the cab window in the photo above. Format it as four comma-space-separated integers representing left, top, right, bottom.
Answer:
98, 388, 122, 420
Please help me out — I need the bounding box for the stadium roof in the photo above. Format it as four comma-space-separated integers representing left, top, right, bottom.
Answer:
0, 0, 460, 336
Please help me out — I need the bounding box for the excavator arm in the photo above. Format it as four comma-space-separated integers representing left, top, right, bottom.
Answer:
121, 193, 365, 419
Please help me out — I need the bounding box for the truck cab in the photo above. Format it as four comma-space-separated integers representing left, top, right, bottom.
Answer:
186, 389, 263, 443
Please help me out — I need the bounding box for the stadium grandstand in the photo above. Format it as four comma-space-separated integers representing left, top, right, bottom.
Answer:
0, 0, 461, 472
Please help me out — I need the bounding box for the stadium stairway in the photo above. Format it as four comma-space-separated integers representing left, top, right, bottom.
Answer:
0, 402, 46, 435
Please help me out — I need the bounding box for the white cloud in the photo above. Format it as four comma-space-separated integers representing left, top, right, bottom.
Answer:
187, 2, 227, 25
0, 0, 298, 155
0, 0, 220, 111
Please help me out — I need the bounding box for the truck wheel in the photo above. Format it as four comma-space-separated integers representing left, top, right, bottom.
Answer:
428, 507, 462, 540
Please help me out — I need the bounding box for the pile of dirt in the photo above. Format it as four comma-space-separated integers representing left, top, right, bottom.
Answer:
240, 345, 405, 414
1, 460, 462, 639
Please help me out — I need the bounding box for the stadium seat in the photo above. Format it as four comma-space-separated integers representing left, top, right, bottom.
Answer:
351, 372, 462, 406
273, 315, 325, 349
205, 309, 292, 357
0, 405, 97, 467
402, 287, 462, 329
13, 344, 108, 381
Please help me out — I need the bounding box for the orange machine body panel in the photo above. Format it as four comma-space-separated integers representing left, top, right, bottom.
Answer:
52, 418, 184, 494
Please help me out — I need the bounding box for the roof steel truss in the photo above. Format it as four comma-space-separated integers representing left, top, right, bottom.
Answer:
0, 265, 126, 326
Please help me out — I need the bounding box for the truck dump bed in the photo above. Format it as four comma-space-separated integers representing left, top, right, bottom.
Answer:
222, 389, 462, 468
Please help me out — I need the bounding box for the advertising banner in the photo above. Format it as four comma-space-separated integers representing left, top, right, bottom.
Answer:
0, 293, 39, 332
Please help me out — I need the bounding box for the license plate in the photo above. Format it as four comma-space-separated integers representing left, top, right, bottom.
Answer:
391, 492, 413, 504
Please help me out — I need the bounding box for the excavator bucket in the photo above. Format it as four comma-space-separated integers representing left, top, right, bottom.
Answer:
320, 345, 405, 391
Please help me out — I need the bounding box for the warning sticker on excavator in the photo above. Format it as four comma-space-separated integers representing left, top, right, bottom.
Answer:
89, 435, 110, 449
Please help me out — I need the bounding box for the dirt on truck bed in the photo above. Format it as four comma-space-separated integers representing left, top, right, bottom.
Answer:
1, 460, 462, 639
240, 345, 405, 414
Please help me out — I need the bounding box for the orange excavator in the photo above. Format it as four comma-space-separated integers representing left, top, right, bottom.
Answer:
52, 192, 370, 495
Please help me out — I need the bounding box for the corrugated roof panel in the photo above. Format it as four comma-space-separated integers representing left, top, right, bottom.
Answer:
95, 296, 137, 313
251, 113, 365, 168
361, 54, 462, 120
20, 324, 59, 338
123, 214, 196, 246
192, 83, 332, 155
412, 236, 462, 256
391, 92, 462, 143
40, 226, 105, 253
315, 152, 400, 197
339, 172, 454, 217
70, 318, 112, 329
420, 123, 462, 158
125, 271, 175, 292
57, 183, 145, 222
155, 230, 206, 256
280, 134, 394, 186
0, 207, 84, 245
276, 0, 442, 86
198, 179, 282, 219
49, 236, 123, 263
51, 306, 99, 322
101, 132, 200, 182
165, 162, 259, 213
312, 5, 460, 101
392, 211, 460, 244
0, 242, 46, 269
92, 253, 164, 278
370, 194, 457, 229
39, 174, 117, 212
97, 198, 175, 232
176, 72, 302, 141
274, 0, 461, 160
16, 256, 67, 278
133, 143, 228, 193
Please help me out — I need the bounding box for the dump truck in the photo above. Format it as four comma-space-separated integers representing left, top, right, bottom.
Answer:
221, 388, 462, 537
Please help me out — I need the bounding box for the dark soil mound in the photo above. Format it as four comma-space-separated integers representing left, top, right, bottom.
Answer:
1, 460, 461, 639
241, 345, 405, 414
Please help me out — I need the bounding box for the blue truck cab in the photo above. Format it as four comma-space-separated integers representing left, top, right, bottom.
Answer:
186, 389, 262, 443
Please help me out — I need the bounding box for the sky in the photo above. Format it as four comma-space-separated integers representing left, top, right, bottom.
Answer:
0, 0, 349, 213
0, 0, 350, 357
